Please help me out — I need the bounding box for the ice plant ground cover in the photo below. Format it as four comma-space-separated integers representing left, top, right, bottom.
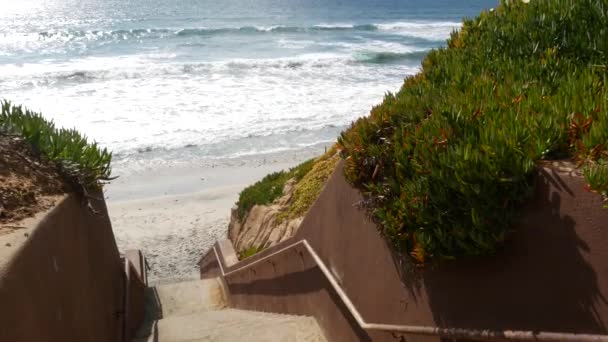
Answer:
0, 101, 113, 192
338, 0, 608, 264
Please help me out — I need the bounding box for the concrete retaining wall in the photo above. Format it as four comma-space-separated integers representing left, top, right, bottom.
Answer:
201, 237, 370, 341
125, 259, 147, 340
0, 194, 145, 342
202, 161, 608, 341
298, 162, 608, 340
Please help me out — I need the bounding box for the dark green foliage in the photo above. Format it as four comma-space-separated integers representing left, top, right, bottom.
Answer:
0, 100, 113, 191
236, 158, 315, 219
338, 0, 608, 264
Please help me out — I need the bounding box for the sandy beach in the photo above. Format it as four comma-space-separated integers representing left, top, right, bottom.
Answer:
105, 147, 328, 284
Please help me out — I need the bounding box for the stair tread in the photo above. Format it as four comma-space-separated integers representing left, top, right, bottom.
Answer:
133, 278, 326, 342
156, 308, 326, 342
155, 278, 227, 317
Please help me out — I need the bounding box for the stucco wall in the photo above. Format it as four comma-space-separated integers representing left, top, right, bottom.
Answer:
0, 194, 144, 342
204, 161, 608, 341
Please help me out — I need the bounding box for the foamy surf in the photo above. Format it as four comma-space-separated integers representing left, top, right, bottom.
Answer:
0, 0, 495, 175
0, 20, 460, 57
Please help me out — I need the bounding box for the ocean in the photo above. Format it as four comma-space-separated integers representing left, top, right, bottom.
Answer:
0, 0, 497, 174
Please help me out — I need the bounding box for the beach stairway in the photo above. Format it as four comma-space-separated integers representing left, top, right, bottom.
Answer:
132, 278, 326, 342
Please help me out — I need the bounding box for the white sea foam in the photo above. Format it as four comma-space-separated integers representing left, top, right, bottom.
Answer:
0, 50, 420, 85
0, 20, 459, 55
0, 17, 456, 171
312, 23, 355, 29
376, 21, 462, 40
0, 51, 419, 169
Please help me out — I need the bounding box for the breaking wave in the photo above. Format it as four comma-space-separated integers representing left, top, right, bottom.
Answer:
5, 50, 425, 86
27, 21, 459, 43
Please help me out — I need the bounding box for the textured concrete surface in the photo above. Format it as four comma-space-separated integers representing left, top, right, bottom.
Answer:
157, 309, 325, 342
155, 278, 227, 317
0, 194, 140, 342
134, 278, 325, 342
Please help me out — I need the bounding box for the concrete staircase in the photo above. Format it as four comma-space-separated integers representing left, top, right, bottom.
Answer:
133, 278, 326, 342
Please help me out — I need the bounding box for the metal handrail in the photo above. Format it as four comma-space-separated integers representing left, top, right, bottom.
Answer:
211, 239, 608, 342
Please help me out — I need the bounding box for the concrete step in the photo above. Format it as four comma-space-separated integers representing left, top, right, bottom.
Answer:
155, 278, 227, 318
132, 278, 326, 342
156, 308, 326, 342
133, 278, 227, 341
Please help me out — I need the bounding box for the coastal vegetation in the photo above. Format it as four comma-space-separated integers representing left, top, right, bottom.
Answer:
0, 101, 113, 192
275, 147, 340, 223
232, 147, 340, 258
236, 147, 339, 221
236, 158, 315, 220
337, 0, 608, 264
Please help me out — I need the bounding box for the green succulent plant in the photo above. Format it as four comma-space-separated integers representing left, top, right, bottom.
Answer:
338, 0, 608, 264
0, 100, 114, 193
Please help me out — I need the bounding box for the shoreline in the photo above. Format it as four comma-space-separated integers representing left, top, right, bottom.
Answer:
105, 145, 330, 284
